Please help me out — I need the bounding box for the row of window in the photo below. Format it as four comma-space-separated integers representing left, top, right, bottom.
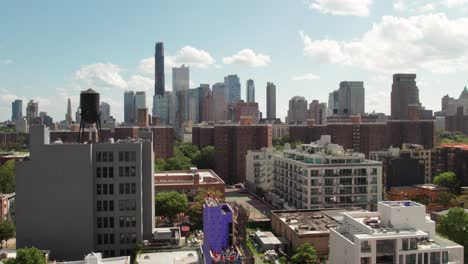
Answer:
120, 233, 137, 244
119, 151, 136, 162
119, 199, 137, 211
119, 183, 136, 195
97, 216, 114, 229
96, 152, 114, 162
119, 216, 137, 228
97, 184, 114, 195
119, 166, 136, 177
97, 233, 115, 245
97, 167, 114, 178
97, 200, 114, 212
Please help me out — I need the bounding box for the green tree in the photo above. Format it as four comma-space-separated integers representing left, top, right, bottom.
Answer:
177, 142, 201, 162
194, 146, 215, 169
290, 243, 319, 264
0, 220, 15, 248
4, 247, 46, 264
186, 203, 203, 230
0, 160, 15, 194
436, 208, 468, 260
154, 159, 167, 172
435, 192, 456, 207
434, 172, 459, 193
155, 191, 188, 222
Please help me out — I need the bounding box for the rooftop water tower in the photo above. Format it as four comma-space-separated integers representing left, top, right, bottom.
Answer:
78, 88, 103, 143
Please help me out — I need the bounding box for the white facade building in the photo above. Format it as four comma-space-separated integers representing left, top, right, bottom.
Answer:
271, 135, 382, 211
329, 201, 464, 264
245, 148, 280, 194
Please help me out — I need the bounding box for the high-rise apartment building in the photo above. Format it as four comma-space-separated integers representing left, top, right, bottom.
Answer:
134, 91, 146, 124
26, 100, 38, 121
65, 98, 73, 124
391, 74, 420, 120
16, 126, 155, 260
266, 82, 276, 120
124, 91, 135, 124
152, 92, 172, 125
246, 79, 255, 103
329, 81, 365, 116
11, 99, 23, 121
270, 135, 383, 211
245, 147, 279, 194
224, 74, 241, 104
214, 124, 272, 183
329, 201, 464, 264
308, 100, 327, 125
228, 101, 260, 123
286, 96, 308, 124
154, 42, 165, 96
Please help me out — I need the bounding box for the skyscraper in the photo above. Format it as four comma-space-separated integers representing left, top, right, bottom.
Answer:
266, 82, 276, 120
154, 42, 165, 96
26, 100, 38, 121
308, 100, 328, 125
198, 84, 210, 122
391, 74, 420, 120
187, 88, 200, 123
329, 81, 365, 116
65, 98, 73, 124
124, 91, 135, 124
213, 83, 227, 122
246, 79, 255, 103
134, 91, 146, 124
11, 99, 22, 121
100, 102, 111, 125
286, 96, 308, 124
224, 75, 241, 103
172, 65, 189, 92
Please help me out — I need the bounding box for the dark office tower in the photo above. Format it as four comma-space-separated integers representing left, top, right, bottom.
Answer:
11, 99, 23, 121
391, 73, 420, 120
266, 82, 276, 120
65, 98, 73, 124
155, 42, 165, 96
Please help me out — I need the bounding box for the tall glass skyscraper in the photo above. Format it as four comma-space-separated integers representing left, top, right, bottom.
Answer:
224, 75, 241, 103
266, 82, 276, 120
11, 99, 23, 121
124, 91, 135, 124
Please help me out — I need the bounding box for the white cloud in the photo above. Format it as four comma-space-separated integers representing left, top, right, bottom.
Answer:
309, 0, 372, 17
139, 45, 215, 74
291, 73, 321, 81
393, 0, 407, 10
127, 75, 153, 91
0, 59, 13, 64
441, 0, 468, 7
75, 63, 128, 89
300, 13, 468, 73
420, 3, 435, 11
222, 49, 271, 67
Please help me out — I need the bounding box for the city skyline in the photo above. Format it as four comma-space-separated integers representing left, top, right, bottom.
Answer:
2, 1, 468, 122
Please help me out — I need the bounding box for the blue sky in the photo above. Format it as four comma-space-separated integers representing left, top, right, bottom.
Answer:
2, 0, 468, 122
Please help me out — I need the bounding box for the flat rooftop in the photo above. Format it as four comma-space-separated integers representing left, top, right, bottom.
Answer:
138, 250, 200, 264
272, 209, 350, 235
255, 231, 282, 245
439, 143, 468, 150
155, 169, 224, 185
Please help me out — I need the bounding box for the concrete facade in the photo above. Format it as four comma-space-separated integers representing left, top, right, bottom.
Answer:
16, 126, 154, 260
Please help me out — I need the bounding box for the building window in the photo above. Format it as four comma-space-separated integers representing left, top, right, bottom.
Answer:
97, 201, 102, 211
109, 152, 114, 162
97, 234, 102, 245
97, 217, 102, 228
119, 167, 124, 177
103, 184, 108, 195
119, 216, 124, 227
131, 183, 136, 194
103, 152, 108, 162
130, 152, 136, 162
103, 167, 108, 178
131, 216, 136, 227
110, 233, 115, 244
97, 167, 102, 178
97, 184, 102, 195
109, 184, 114, 195
125, 167, 130, 177
406, 254, 416, 264
130, 166, 136, 177
125, 152, 130, 162
119, 184, 124, 194
109, 167, 114, 178
109, 200, 114, 211
119, 200, 125, 211
103, 200, 108, 211
119, 152, 124, 162
97, 152, 102, 162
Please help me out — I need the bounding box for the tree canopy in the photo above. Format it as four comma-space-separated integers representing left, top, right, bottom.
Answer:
155, 191, 188, 221
154, 143, 215, 172
0, 160, 15, 194
290, 243, 319, 264
434, 172, 459, 193
436, 207, 468, 260
187, 188, 224, 230
4, 247, 46, 264
0, 220, 15, 248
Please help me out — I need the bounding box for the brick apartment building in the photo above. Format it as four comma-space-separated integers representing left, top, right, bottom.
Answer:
192, 126, 214, 149
435, 144, 468, 186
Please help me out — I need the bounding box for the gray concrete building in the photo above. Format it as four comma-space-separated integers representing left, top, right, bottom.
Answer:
329, 81, 365, 116
16, 126, 155, 260
391, 74, 420, 120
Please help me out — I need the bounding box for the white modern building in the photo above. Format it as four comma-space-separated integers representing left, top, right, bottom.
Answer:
270, 135, 382, 211
246, 148, 280, 194
56, 252, 130, 264
329, 201, 464, 264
